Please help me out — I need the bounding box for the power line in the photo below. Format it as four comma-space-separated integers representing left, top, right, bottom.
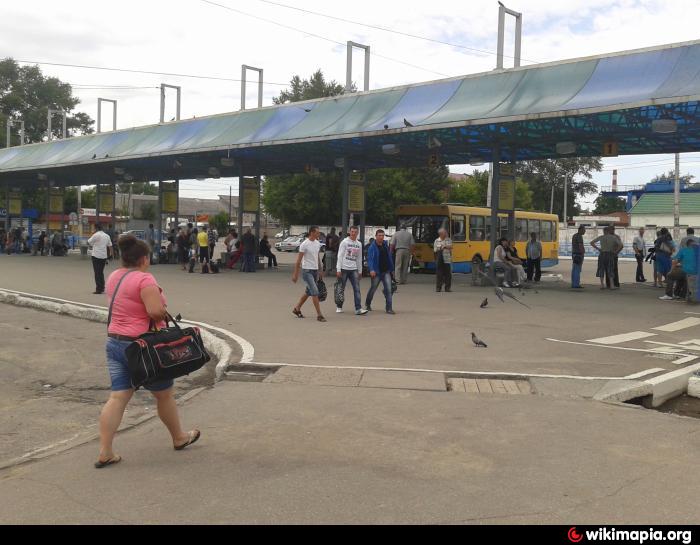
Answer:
15, 59, 290, 86
253, 0, 539, 63
197, 0, 449, 78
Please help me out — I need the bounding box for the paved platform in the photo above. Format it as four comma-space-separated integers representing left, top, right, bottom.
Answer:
1, 253, 698, 381
1, 380, 699, 525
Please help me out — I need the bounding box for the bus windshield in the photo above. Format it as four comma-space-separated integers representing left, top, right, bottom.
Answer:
398, 216, 449, 244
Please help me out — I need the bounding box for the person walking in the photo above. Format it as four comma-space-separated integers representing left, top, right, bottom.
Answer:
241, 227, 256, 273
324, 227, 340, 274
145, 223, 156, 264
434, 228, 453, 293
633, 227, 647, 283
336, 225, 368, 315
88, 223, 113, 295
207, 226, 216, 263
259, 234, 278, 269
591, 227, 623, 290
197, 226, 209, 265
291, 226, 326, 322
96, 235, 200, 468
177, 228, 189, 270
391, 224, 415, 285
526, 232, 542, 283
365, 229, 395, 314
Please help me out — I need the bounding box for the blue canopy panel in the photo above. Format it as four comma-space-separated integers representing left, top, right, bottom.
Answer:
1, 40, 699, 186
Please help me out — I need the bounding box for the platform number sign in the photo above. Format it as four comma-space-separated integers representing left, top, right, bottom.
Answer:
602, 142, 619, 157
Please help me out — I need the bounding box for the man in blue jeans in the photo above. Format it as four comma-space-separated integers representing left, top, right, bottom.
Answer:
365, 229, 395, 314
571, 225, 586, 289
336, 225, 368, 316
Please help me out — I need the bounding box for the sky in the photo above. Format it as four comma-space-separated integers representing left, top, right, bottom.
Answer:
2, 0, 699, 210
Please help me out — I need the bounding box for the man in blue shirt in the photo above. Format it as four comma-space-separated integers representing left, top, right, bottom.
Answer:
365, 229, 395, 314
660, 239, 697, 301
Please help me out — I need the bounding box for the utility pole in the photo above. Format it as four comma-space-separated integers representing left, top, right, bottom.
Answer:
674, 153, 681, 240
229, 185, 232, 228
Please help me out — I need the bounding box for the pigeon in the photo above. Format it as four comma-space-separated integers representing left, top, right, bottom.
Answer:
494, 286, 505, 303
480, 298, 488, 309
175, 313, 182, 322
92, 154, 97, 159
383, 124, 389, 130
471, 332, 488, 348
403, 118, 414, 127
481, 271, 530, 309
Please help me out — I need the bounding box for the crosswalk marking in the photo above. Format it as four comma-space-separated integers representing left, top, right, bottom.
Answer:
587, 331, 657, 345
652, 317, 700, 332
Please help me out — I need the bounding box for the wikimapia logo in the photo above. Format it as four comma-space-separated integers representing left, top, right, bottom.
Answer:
567, 527, 692, 544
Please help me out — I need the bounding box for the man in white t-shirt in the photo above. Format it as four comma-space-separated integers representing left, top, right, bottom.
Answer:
335, 225, 368, 315
291, 226, 326, 322
87, 223, 113, 294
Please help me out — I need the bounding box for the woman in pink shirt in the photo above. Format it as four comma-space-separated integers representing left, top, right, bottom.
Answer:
95, 235, 200, 468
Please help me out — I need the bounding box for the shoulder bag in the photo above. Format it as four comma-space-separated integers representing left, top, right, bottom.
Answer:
108, 270, 211, 389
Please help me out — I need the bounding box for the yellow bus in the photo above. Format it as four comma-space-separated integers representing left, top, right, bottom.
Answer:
396, 204, 559, 274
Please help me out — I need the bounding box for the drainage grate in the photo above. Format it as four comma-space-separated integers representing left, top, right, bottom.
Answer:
448, 378, 531, 395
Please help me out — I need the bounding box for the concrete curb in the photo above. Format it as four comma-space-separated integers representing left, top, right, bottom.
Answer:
0, 288, 245, 470
687, 376, 700, 399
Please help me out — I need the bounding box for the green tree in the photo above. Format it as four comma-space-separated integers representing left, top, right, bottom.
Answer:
211, 211, 230, 237
515, 157, 602, 220
272, 69, 350, 105
650, 170, 695, 184
0, 58, 94, 146
593, 195, 626, 215
139, 203, 157, 222
446, 170, 533, 210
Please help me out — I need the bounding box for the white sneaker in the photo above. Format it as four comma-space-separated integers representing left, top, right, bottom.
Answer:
336, 308, 343, 313
355, 309, 368, 316
503, 282, 511, 288
659, 295, 674, 300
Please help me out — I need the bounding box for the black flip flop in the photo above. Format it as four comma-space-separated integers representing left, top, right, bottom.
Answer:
94, 455, 122, 469
175, 430, 201, 451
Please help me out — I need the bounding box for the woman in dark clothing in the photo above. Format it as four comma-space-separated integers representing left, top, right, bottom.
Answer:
259, 235, 278, 268
177, 229, 189, 270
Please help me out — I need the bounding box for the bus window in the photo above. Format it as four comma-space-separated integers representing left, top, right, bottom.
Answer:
397, 216, 420, 238
541, 221, 554, 242
469, 216, 485, 241
451, 215, 466, 242
417, 216, 448, 243
529, 219, 541, 240
516, 219, 529, 241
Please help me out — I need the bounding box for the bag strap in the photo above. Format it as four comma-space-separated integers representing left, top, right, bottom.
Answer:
107, 270, 135, 327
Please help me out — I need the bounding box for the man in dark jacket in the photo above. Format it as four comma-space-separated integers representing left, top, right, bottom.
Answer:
241, 228, 256, 273
365, 229, 395, 314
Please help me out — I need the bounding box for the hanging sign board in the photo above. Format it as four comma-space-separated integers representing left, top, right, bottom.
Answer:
161, 182, 178, 214
97, 185, 114, 214
243, 178, 259, 213
348, 184, 365, 213
8, 192, 22, 216
602, 142, 619, 157
49, 187, 64, 214
498, 163, 516, 211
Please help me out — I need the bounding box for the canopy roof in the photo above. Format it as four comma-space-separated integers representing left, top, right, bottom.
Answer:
630, 193, 700, 215
1, 39, 699, 187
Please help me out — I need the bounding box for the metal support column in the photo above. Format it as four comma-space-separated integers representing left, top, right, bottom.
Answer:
341, 160, 350, 236
488, 145, 501, 278
359, 172, 367, 246
255, 176, 262, 261
6, 119, 25, 148
111, 183, 116, 233
4, 183, 10, 233
175, 179, 180, 234
157, 179, 163, 264
674, 153, 681, 240
47, 109, 67, 140
45, 181, 51, 242
237, 166, 244, 234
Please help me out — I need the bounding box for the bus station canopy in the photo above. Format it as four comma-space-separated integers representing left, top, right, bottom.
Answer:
1, 39, 699, 187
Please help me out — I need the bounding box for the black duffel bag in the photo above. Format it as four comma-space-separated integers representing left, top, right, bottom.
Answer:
108, 271, 211, 389
125, 314, 210, 389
